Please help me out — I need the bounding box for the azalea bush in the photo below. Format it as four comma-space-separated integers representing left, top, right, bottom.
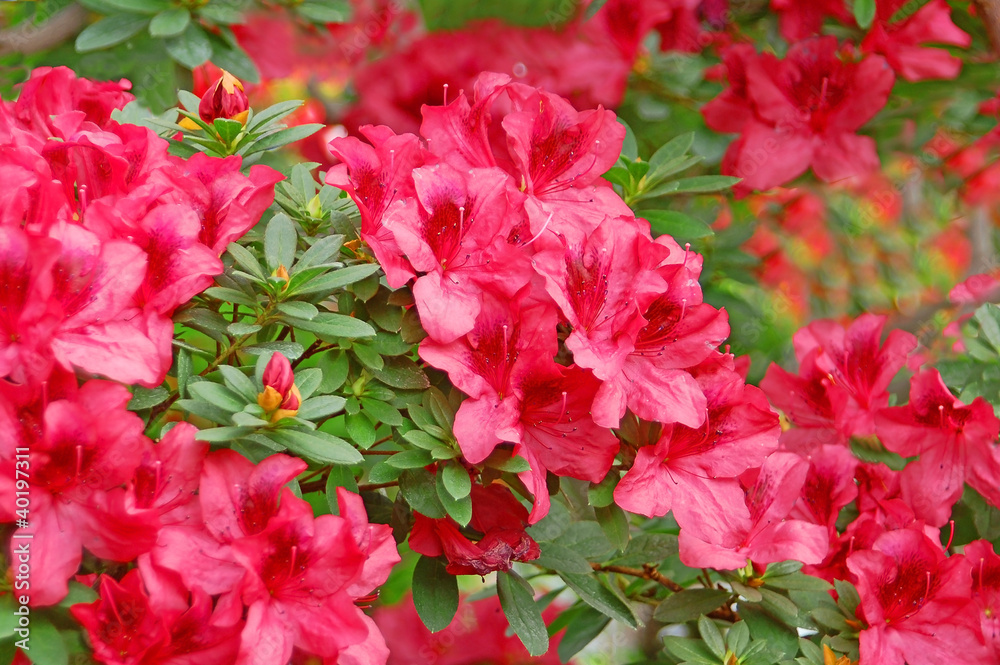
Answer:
3, 1, 1000, 665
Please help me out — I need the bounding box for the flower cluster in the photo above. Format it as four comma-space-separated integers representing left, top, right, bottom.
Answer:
327, 72, 775, 573
0, 70, 397, 665
762, 314, 1000, 663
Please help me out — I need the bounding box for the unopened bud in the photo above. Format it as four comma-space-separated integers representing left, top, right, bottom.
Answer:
199, 70, 249, 125
262, 352, 294, 395
257, 385, 283, 412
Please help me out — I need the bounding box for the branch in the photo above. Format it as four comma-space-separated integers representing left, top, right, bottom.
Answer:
591, 563, 739, 622
0, 4, 88, 57
974, 0, 1000, 55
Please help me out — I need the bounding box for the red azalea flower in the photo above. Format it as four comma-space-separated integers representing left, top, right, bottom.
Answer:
706, 37, 895, 196
326, 125, 430, 287
875, 369, 1000, 526
128, 422, 206, 524
847, 529, 988, 665
10, 66, 133, 134
614, 353, 779, 519
966, 540, 1000, 659
676, 451, 829, 569
384, 164, 532, 342
409, 483, 541, 576
860, 0, 970, 82
1, 379, 159, 606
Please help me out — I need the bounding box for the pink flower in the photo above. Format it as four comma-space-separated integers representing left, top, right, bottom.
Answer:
861, 0, 970, 82
706, 37, 895, 195
876, 369, 1000, 526
848, 529, 988, 665
10, 66, 133, 135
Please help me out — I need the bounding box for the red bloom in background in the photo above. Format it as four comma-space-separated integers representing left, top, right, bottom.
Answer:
409, 483, 540, 576
705, 37, 895, 196
375, 594, 568, 665
861, 0, 970, 82
762, 313, 916, 452
876, 369, 1000, 526
770, 0, 852, 41
847, 529, 988, 665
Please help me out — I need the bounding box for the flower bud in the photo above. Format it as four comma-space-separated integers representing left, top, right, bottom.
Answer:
271, 384, 302, 423
257, 385, 283, 412
198, 70, 249, 125
262, 352, 294, 396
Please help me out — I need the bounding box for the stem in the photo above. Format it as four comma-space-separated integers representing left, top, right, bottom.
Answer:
591, 563, 739, 622
974, 0, 1000, 54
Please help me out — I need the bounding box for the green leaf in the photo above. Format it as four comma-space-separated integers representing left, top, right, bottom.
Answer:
218, 365, 257, 402
559, 572, 639, 628
360, 398, 403, 426
728, 620, 750, 656
165, 23, 213, 68
854, 0, 876, 29
698, 615, 726, 659
834, 580, 861, 616
662, 636, 719, 665
498, 571, 549, 657
642, 210, 715, 239
297, 0, 352, 22
399, 468, 447, 519
557, 606, 610, 662
345, 412, 377, 449
367, 460, 404, 484
618, 119, 638, 161
212, 117, 244, 145
441, 462, 472, 499
533, 542, 594, 574
554, 522, 615, 561
386, 449, 435, 469
226, 243, 268, 281
648, 132, 695, 172
289, 264, 382, 296
284, 312, 376, 341
608, 532, 678, 567
204, 286, 259, 308
654, 588, 732, 623
765, 572, 833, 591
267, 429, 363, 465
243, 124, 324, 156
588, 470, 619, 508
24, 613, 68, 665
149, 8, 191, 37
196, 426, 255, 442
974, 304, 1000, 351
277, 301, 319, 320
248, 100, 308, 133
205, 34, 260, 83
265, 213, 298, 272
595, 504, 630, 553
666, 175, 742, 195
352, 342, 384, 370
373, 356, 429, 390
436, 470, 473, 525
297, 395, 347, 421
244, 341, 305, 359
129, 386, 170, 410
412, 556, 459, 632
188, 381, 245, 412
740, 603, 799, 660
76, 15, 150, 51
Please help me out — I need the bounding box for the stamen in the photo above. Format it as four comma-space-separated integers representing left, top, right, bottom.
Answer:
555, 391, 568, 424
443, 83, 449, 106
945, 520, 955, 550
819, 77, 829, 106
458, 205, 466, 238
679, 298, 688, 322
682, 243, 691, 268
78, 184, 88, 212
288, 545, 299, 578
922, 571, 931, 604
75, 445, 84, 480
522, 212, 554, 246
